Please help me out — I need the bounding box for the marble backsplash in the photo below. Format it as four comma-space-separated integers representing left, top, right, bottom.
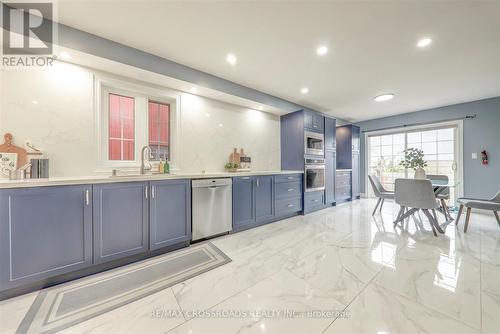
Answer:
0, 62, 281, 177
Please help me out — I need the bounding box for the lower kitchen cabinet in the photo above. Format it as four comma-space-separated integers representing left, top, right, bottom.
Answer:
0, 185, 92, 290
304, 190, 325, 213
93, 182, 149, 264
149, 180, 191, 250
233, 174, 303, 231
325, 150, 336, 205
232, 176, 256, 230
255, 175, 275, 223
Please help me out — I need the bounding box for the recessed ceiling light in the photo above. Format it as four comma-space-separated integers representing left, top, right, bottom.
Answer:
59, 52, 71, 60
31, 100, 39, 105
218, 123, 223, 127
301, 87, 309, 94
374, 93, 395, 102
226, 53, 237, 65
316, 45, 328, 55
417, 38, 432, 48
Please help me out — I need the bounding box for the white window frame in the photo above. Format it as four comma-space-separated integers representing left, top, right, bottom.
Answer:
363, 120, 464, 202
94, 74, 181, 172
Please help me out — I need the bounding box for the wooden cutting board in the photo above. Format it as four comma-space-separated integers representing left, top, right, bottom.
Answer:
0, 133, 28, 167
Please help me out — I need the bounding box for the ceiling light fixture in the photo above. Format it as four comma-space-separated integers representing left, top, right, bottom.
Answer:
226, 53, 237, 65
31, 100, 39, 105
301, 87, 309, 94
59, 52, 72, 60
316, 45, 328, 55
374, 93, 395, 102
417, 38, 432, 48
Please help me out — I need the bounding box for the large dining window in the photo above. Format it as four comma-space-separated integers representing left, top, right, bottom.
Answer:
148, 101, 170, 161
367, 123, 461, 202
108, 93, 135, 161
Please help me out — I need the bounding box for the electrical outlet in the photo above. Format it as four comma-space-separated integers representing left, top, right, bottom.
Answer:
472, 153, 477, 159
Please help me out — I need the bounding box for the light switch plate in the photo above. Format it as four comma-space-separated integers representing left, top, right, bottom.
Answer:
472, 153, 478, 159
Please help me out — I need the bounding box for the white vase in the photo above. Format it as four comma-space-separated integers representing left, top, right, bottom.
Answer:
414, 167, 426, 179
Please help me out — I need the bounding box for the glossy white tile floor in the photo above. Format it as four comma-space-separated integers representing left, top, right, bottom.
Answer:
1, 199, 499, 334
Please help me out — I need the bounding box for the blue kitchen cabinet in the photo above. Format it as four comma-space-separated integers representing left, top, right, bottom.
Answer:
0, 185, 92, 290
304, 110, 324, 133
255, 175, 275, 223
233, 176, 256, 230
149, 179, 191, 250
93, 182, 149, 264
325, 150, 336, 205
324, 117, 337, 151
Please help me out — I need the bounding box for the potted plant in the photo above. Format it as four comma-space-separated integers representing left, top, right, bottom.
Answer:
224, 162, 240, 172
399, 148, 428, 179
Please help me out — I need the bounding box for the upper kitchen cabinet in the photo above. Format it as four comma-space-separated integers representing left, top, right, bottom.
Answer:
149, 179, 191, 251
304, 110, 324, 133
0, 185, 92, 291
336, 124, 361, 200
93, 182, 149, 264
324, 117, 337, 151
336, 124, 360, 169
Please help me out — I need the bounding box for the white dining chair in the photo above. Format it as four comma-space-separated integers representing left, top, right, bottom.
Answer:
368, 175, 395, 216
427, 174, 453, 221
394, 178, 443, 236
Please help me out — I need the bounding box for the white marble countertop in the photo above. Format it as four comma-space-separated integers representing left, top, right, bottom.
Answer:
0, 170, 304, 189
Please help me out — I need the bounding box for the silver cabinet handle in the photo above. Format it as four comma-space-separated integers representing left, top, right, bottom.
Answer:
151, 185, 155, 199
313, 199, 319, 202
241, 177, 250, 180
287, 176, 294, 180
256, 178, 260, 187
313, 125, 318, 128
85, 189, 90, 206
144, 186, 148, 199
287, 188, 294, 192
287, 204, 295, 208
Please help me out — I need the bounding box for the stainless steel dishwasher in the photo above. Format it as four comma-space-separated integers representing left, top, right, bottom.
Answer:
192, 178, 232, 241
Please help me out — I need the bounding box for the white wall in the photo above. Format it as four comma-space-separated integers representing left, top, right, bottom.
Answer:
0, 62, 281, 177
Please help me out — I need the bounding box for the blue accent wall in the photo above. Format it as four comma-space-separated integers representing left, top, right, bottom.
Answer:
355, 96, 500, 199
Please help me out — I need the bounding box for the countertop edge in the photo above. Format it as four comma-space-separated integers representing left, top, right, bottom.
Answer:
0, 170, 304, 189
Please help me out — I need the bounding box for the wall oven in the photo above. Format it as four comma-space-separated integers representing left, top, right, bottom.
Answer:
305, 158, 325, 192
304, 131, 324, 156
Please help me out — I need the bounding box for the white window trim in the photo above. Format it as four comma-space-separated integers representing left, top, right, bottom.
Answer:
93, 74, 182, 173
363, 120, 464, 202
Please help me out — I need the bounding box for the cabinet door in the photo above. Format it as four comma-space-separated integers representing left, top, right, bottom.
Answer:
304, 111, 314, 130
352, 125, 361, 152
325, 151, 336, 205
93, 182, 148, 264
312, 113, 325, 132
324, 117, 336, 151
150, 180, 191, 251
232, 177, 256, 230
255, 176, 274, 223
352, 152, 360, 198
0, 185, 92, 290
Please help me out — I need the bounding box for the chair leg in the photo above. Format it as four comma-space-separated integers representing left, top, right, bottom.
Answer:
372, 198, 381, 216
432, 209, 438, 222
464, 207, 472, 233
396, 206, 404, 221
494, 211, 500, 228
422, 209, 438, 237
379, 198, 385, 212
440, 199, 451, 221
456, 204, 464, 226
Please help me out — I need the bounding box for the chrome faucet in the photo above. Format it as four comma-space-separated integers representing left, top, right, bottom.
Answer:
140, 146, 152, 175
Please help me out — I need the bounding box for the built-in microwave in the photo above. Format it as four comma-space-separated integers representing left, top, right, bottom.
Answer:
305, 158, 325, 192
304, 131, 324, 156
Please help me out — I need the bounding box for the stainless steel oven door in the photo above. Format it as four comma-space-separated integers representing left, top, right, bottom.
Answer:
304, 131, 324, 156
305, 164, 326, 192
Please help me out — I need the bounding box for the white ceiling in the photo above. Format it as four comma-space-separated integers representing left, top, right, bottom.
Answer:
55, 0, 500, 122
